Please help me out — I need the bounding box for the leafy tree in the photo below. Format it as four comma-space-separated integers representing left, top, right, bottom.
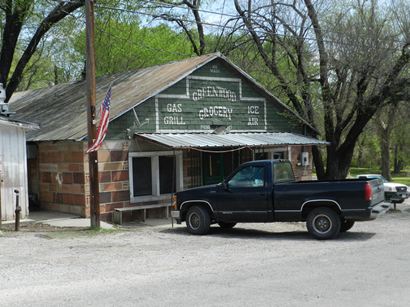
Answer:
0, 0, 85, 102
74, 19, 194, 76
234, 0, 410, 179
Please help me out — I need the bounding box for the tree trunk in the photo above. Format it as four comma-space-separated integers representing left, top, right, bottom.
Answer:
393, 144, 403, 174
379, 128, 391, 180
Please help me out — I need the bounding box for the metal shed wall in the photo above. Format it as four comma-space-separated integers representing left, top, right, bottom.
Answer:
0, 124, 29, 221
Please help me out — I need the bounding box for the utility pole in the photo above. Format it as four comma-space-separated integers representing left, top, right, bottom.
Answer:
85, 0, 100, 228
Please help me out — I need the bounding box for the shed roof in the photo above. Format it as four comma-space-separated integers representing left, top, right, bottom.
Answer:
136, 132, 328, 149
0, 115, 39, 130
9, 53, 316, 141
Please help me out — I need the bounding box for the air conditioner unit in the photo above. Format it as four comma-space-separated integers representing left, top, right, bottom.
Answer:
301, 152, 309, 166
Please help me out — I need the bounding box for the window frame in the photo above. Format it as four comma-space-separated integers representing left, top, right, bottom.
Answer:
227, 165, 266, 188
129, 151, 183, 203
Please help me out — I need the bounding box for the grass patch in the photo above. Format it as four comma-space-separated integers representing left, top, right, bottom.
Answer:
391, 177, 410, 186
348, 167, 381, 177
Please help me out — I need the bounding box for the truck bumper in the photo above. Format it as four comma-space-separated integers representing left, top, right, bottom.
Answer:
344, 202, 391, 221
171, 210, 181, 224
370, 202, 391, 220
386, 192, 407, 203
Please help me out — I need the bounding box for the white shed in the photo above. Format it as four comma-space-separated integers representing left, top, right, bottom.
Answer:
0, 82, 38, 221
0, 116, 38, 221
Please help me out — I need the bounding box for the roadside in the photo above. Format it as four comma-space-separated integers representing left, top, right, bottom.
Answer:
1, 199, 410, 306
0, 211, 114, 235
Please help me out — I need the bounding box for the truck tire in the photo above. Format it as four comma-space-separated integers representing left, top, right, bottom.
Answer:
218, 222, 237, 229
340, 219, 355, 232
186, 206, 211, 235
306, 207, 341, 240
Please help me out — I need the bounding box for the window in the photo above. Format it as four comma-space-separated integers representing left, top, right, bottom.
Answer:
228, 166, 265, 188
132, 157, 152, 196
272, 152, 285, 159
159, 156, 176, 194
273, 162, 295, 183
129, 151, 182, 202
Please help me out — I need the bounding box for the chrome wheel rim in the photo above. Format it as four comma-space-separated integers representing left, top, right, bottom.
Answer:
313, 214, 332, 234
188, 212, 200, 230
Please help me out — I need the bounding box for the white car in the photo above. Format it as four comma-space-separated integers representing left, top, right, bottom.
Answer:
357, 174, 408, 204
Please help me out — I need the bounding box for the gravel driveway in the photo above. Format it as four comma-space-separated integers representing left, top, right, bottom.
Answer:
1, 200, 410, 307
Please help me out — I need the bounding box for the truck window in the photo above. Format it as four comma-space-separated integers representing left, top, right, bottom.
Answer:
228, 166, 265, 188
273, 162, 295, 183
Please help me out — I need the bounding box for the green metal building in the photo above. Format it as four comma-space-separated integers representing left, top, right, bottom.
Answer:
10, 53, 326, 221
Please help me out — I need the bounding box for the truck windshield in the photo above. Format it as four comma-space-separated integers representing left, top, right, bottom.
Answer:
273, 162, 295, 183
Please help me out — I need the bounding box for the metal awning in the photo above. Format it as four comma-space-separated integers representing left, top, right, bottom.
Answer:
136, 132, 329, 149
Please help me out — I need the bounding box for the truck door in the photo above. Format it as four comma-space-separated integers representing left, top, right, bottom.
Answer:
213, 165, 269, 222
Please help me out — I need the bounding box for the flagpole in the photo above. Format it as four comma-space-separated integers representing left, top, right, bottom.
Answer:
85, 0, 100, 228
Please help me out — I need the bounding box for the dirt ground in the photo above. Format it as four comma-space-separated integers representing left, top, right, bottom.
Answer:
1, 200, 410, 307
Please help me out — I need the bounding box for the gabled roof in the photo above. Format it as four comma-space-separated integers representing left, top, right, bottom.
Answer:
9, 53, 315, 141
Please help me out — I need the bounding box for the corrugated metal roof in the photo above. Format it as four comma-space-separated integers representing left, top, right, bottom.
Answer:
9, 54, 219, 141
8, 52, 317, 141
136, 132, 329, 149
0, 115, 39, 130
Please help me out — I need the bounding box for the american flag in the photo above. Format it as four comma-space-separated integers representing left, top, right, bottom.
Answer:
86, 86, 112, 153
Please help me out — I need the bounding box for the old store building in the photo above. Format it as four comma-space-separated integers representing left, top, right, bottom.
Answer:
9, 53, 326, 221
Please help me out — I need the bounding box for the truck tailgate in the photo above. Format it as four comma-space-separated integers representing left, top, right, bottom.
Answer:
369, 178, 385, 206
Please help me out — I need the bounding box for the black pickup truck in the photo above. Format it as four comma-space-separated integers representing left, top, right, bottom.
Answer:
171, 160, 389, 239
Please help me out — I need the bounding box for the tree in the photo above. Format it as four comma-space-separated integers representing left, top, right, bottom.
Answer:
147, 0, 247, 55
149, 0, 207, 55
74, 19, 194, 76
375, 103, 398, 180
0, 0, 85, 102
234, 0, 410, 179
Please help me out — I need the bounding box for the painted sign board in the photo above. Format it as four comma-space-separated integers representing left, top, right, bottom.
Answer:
156, 76, 266, 132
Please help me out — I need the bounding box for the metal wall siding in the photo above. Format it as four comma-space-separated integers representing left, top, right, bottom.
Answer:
160, 79, 187, 95
0, 125, 29, 220
107, 59, 304, 136
192, 59, 239, 78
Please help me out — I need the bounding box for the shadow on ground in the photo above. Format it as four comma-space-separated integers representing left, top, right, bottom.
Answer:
161, 226, 375, 241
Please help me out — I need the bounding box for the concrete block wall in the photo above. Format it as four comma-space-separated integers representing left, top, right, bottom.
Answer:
38, 141, 87, 216
290, 145, 313, 180
94, 142, 131, 221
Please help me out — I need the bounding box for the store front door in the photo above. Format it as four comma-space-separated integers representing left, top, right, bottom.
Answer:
202, 149, 253, 185
202, 152, 225, 185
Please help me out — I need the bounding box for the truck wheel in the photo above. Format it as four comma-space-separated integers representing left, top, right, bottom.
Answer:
218, 222, 236, 229
186, 206, 210, 235
306, 207, 341, 240
340, 219, 355, 232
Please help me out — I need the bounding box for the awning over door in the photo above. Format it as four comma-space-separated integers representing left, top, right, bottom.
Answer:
135, 132, 328, 149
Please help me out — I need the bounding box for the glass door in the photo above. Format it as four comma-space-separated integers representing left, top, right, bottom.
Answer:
202, 152, 224, 185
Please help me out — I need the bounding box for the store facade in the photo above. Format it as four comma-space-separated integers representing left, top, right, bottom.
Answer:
10, 53, 326, 221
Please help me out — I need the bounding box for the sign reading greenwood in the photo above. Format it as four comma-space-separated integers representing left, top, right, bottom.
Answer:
157, 77, 267, 132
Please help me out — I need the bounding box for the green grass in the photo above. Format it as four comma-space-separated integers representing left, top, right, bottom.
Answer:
391, 177, 410, 186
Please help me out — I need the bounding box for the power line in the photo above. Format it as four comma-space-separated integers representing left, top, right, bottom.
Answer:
95, 3, 405, 52
50, 0, 407, 49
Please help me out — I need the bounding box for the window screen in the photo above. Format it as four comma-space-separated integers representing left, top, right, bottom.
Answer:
132, 157, 152, 196
159, 156, 176, 194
